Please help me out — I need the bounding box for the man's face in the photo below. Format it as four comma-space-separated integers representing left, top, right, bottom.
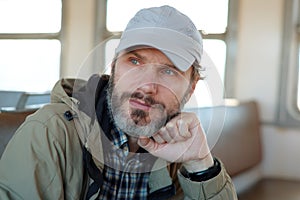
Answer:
107, 47, 195, 137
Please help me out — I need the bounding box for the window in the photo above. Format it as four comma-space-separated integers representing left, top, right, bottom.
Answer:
106, 0, 228, 34
278, 0, 300, 126
101, 0, 234, 108
0, 0, 62, 93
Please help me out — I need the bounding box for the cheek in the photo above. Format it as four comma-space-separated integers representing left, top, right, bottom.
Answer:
113, 68, 146, 93
158, 87, 183, 107
113, 72, 138, 94
113, 64, 134, 91
164, 85, 189, 101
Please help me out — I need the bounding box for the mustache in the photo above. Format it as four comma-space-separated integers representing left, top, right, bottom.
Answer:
132, 92, 158, 106
121, 91, 166, 109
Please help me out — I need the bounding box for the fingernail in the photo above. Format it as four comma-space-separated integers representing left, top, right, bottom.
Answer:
138, 138, 148, 146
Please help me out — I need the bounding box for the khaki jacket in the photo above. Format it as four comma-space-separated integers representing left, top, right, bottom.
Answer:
0, 77, 237, 200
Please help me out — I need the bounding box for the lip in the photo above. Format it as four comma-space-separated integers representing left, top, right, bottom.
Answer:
129, 98, 151, 111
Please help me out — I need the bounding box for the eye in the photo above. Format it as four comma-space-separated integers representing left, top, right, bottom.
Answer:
129, 57, 140, 65
161, 67, 177, 76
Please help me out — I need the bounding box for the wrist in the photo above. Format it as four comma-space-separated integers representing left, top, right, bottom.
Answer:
180, 157, 221, 182
182, 154, 214, 172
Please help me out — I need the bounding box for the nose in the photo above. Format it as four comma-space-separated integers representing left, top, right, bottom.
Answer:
138, 82, 158, 95
138, 78, 157, 95
137, 66, 159, 94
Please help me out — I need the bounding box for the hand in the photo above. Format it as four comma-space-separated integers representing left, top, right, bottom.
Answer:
137, 112, 214, 171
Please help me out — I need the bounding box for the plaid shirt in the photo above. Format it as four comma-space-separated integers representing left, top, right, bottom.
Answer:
93, 127, 155, 199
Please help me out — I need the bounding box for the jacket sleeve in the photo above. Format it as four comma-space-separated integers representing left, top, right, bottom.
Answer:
177, 158, 238, 200
0, 111, 83, 200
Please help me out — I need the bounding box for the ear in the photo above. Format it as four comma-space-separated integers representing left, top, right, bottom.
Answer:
110, 56, 117, 74
111, 56, 117, 68
184, 79, 199, 103
190, 79, 197, 96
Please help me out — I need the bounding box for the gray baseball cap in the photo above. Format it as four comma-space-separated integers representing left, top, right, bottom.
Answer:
115, 5, 203, 72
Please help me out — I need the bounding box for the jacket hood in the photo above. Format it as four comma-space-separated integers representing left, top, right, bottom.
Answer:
50, 78, 86, 107
50, 74, 111, 169
50, 74, 110, 111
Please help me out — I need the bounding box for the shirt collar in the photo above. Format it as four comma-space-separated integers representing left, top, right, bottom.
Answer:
111, 126, 128, 149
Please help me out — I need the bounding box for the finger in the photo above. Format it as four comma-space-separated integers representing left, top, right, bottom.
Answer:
137, 137, 161, 153
156, 126, 174, 143
152, 133, 166, 144
177, 119, 192, 138
137, 137, 152, 148
138, 136, 189, 163
164, 118, 191, 142
165, 121, 180, 143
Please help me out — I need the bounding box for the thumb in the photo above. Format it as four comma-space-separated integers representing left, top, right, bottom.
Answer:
137, 137, 155, 151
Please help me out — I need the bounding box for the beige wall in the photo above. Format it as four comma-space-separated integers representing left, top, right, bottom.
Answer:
235, 0, 283, 123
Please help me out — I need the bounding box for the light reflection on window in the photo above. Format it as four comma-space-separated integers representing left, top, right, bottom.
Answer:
0, 0, 62, 33
106, 0, 228, 34
0, 40, 61, 92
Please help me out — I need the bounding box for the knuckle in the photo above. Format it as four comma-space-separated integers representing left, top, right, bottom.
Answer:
166, 122, 175, 130
159, 127, 166, 133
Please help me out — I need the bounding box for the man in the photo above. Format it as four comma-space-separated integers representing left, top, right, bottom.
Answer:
0, 5, 237, 200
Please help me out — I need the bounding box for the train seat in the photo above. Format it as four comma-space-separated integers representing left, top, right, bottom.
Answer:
192, 100, 300, 199
0, 91, 50, 112
0, 91, 25, 108
0, 110, 36, 157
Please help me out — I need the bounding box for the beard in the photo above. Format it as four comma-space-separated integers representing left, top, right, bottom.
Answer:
106, 71, 185, 137
109, 91, 174, 137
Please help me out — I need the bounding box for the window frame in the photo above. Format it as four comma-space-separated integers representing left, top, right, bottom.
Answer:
277, 0, 300, 127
